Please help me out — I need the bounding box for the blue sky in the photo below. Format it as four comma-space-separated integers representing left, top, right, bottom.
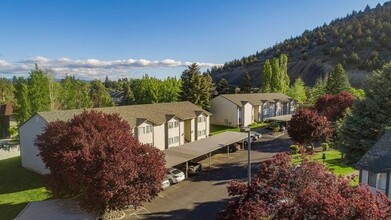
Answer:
0, 0, 387, 80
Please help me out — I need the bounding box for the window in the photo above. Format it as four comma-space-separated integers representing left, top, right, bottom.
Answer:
369, 172, 387, 191
197, 116, 205, 123
174, 136, 180, 143
197, 130, 206, 136
169, 121, 179, 129
146, 125, 153, 133
139, 127, 145, 135
169, 136, 180, 145
168, 137, 173, 145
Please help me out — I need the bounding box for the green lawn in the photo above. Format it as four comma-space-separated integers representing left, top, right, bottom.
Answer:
292, 150, 358, 185
210, 122, 268, 136
0, 156, 50, 220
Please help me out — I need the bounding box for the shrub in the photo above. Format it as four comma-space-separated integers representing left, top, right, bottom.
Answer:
321, 143, 330, 151
290, 145, 299, 154
269, 121, 280, 132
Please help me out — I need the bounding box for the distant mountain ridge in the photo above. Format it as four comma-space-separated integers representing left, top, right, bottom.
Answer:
210, 2, 391, 88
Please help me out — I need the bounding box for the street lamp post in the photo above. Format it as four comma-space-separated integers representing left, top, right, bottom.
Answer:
240, 126, 251, 186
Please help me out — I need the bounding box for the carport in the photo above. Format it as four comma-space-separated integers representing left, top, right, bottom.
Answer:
266, 114, 292, 122
164, 131, 248, 177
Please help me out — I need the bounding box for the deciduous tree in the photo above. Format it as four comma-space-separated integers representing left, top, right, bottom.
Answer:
0, 78, 14, 104
287, 77, 307, 104
288, 109, 332, 146
35, 111, 166, 214
261, 59, 272, 93
217, 153, 391, 220
315, 91, 355, 121
271, 58, 282, 92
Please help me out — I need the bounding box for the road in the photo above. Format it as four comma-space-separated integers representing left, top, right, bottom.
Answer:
125, 132, 291, 220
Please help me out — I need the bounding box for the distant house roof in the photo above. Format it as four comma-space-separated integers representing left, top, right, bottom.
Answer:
219, 93, 293, 106
355, 130, 391, 173
0, 103, 13, 116
109, 91, 124, 99
36, 101, 211, 128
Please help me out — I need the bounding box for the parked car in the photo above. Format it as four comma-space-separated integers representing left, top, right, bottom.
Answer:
250, 131, 262, 139
162, 177, 171, 189
228, 143, 240, 152
167, 168, 185, 184
175, 161, 203, 176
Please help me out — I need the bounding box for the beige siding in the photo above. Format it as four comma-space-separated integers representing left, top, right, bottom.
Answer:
19, 115, 49, 174
153, 124, 165, 150
180, 121, 185, 145
167, 117, 180, 148
210, 96, 239, 127
361, 170, 369, 184
136, 121, 154, 145
196, 114, 207, 140
242, 102, 253, 127
206, 116, 210, 136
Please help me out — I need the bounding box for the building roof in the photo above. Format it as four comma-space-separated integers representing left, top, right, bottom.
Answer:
219, 93, 292, 106
0, 103, 13, 116
37, 101, 211, 128
266, 114, 292, 122
355, 130, 391, 173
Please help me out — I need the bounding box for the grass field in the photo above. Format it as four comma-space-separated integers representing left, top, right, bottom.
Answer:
0, 156, 50, 220
210, 122, 268, 136
292, 150, 358, 185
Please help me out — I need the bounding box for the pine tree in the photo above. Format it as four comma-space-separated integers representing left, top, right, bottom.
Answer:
200, 72, 213, 109
326, 64, 351, 94
339, 62, 391, 163
216, 78, 229, 94
28, 64, 51, 113
271, 58, 282, 92
90, 80, 114, 107
181, 63, 211, 109
240, 72, 252, 93
261, 59, 272, 93
13, 78, 31, 125
310, 78, 327, 103
121, 82, 135, 105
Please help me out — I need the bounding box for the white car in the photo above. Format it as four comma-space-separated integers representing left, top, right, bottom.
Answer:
162, 177, 171, 189
167, 168, 185, 184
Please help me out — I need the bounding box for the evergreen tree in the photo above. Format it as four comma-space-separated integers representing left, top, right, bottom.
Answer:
28, 64, 51, 113
310, 78, 327, 104
74, 79, 91, 109
216, 78, 229, 94
280, 54, 290, 94
339, 62, 391, 163
199, 73, 213, 109
13, 77, 31, 125
121, 82, 135, 105
271, 58, 282, 92
90, 80, 114, 107
326, 64, 351, 94
261, 59, 272, 93
288, 77, 307, 104
240, 72, 252, 93
181, 63, 206, 108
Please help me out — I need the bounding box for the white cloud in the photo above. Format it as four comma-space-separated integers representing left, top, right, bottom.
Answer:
0, 56, 222, 79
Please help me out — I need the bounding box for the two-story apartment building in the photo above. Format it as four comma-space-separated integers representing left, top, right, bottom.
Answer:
19, 101, 211, 174
210, 93, 295, 127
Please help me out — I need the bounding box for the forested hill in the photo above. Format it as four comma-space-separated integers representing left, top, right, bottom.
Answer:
210, 2, 391, 88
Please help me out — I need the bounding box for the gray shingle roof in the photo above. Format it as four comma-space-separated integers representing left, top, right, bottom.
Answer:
355, 130, 391, 172
37, 101, 211, 128
219, 93, 292, 106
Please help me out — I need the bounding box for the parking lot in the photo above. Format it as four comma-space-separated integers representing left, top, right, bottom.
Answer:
124, 131, 291, 220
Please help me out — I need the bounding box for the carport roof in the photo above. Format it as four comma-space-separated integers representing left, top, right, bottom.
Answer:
266, 114, 292, 122
164, 131, 248, 168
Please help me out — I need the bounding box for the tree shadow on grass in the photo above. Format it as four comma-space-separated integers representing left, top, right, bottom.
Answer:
0, 202, 29, 219
0, 157, 46, 194
140, 199, 230, 220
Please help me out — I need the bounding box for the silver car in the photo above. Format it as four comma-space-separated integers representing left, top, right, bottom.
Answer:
162, 177, 171, 189
167, 168, 185, 184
